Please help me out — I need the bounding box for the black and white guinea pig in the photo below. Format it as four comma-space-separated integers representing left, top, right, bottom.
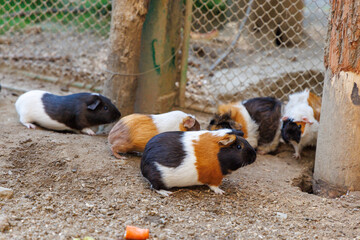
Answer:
15, 90, 121, 135
208, 97, 282, 154
281, 89, 321, 158
141, 129, 256, 196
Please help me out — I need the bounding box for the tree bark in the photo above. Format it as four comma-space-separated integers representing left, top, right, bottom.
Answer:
313, 0, 360, 197
103, 0, 149, 116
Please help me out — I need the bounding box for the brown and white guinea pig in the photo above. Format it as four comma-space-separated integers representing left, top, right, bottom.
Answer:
281, 89, 322, 159
108, 110, 200, 158
141, 129, 256, 196
208, 97, 282, 154
15, 90, 121, 135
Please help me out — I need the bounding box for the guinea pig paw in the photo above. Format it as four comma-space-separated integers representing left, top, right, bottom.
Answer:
24, 123, 36, 129
209, 186, 225, 195
25, 123, 36, 129
293, 153, 301, 159
113, 151, 124, 159
257, 149, 267, 155
81, 128, 96, 136
155, 190, 173, 197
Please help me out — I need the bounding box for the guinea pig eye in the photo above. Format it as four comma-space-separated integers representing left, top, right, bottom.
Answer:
104, 106, 108, 110
237, 145, 242, 150
209, 119, 215, 125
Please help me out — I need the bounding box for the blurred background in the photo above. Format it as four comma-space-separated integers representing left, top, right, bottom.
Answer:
0, 0, 330, 113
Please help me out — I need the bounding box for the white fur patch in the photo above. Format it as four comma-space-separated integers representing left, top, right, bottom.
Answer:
283, 89, 319, 157
155, 131, 205, 188
152, 110, 195, 133
283, 89, 316, 122
154, 129, 234, 189
232, 102, 259, 148
15, 90, 71, 131
208, 128, 232, 137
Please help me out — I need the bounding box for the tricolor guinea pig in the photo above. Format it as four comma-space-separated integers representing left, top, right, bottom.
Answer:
15, 90, 121, 135
208, 97, 282, 154
108, 110, 200, 158
281, 89, 322, 159
141, 129, 256, 196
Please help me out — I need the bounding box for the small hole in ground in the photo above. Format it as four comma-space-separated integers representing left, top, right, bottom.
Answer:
292, 172, 313, 194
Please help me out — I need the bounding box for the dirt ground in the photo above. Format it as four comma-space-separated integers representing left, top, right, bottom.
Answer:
1, 71, 360, 240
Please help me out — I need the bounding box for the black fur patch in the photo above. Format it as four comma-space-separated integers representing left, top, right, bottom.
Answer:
243, 97, 282, 145
217, 134, 256, 175
207, 113, 242, 131
281, 119, 301, 143
42, 93, 120, 130
141, 131, 186, 190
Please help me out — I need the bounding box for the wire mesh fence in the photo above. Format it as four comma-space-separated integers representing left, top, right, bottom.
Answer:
0, 0, 330, 113
186, 0, 329, 113
1, 0, 112, 92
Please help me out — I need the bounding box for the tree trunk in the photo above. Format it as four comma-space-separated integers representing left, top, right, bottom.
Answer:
103, 0, 149, 116
313, 1, 360, 197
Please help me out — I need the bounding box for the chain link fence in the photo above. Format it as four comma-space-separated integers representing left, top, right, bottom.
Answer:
1, 0, 111, 92
1, 0, 330, 113
186, 0, 329, 113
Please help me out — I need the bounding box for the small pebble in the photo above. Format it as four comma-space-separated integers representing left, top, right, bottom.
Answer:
0, 215, 10, 232
0, 187, 14, 199
276, 212, 288, 220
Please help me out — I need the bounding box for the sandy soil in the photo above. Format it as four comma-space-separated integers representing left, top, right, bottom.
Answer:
1, 72, 360, 240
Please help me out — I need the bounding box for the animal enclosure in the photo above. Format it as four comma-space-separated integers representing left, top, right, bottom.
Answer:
2, 1, 360, 240
1, 0, 329, 113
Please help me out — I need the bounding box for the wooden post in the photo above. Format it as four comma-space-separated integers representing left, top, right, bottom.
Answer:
103, 0, 148, 116
134, 0, 182, 113
313, 1, 360, 197
179, 0, 193, 108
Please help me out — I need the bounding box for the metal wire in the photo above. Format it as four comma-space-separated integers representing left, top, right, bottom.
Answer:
1, 0, 330, 113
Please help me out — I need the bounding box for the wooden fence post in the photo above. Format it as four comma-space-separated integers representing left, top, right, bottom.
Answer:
313, 0, 360, 197
134, 0, 183, 113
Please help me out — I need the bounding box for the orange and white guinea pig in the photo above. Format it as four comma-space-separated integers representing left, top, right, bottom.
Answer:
208, 97, 283, 154
108, 110, 200, 158
281, 89, 322, 159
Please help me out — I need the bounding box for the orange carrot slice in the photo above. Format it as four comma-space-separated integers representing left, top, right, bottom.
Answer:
124, 226, 149, 240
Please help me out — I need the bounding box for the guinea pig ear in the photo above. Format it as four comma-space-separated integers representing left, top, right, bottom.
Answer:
218, 134, 236, 146
302, 116, 313, 125
183, 116, 196, 129
87, 98, 101, 111
282, 116, 289, 121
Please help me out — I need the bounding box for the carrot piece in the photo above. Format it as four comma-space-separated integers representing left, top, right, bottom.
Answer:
124, 226, 150, 240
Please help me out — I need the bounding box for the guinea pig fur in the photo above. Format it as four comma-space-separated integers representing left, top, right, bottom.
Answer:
281, 89, 322, 159
15, 90, 121, 135
140, 129, 256, 196
208, 97, 283, 154
208, 102, 259, 149
108, 110, 200, 158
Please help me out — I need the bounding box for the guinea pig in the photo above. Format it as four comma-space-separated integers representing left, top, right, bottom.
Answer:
141, 129, 256, 196
208, 97, 282, 154
15, 90, 121, 135
281, 89, 322, 158
108, 110, 200, 158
